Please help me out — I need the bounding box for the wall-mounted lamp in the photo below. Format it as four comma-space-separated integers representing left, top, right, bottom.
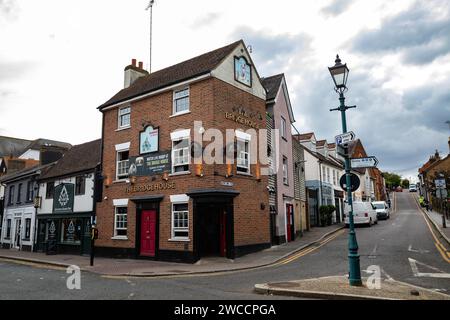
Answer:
162, 172, 169, 181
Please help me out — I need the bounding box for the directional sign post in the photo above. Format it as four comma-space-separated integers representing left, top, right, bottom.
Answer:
350, 156, 379, 169
335, 131, 355, 146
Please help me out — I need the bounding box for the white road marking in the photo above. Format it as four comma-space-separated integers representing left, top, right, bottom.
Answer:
408, 258, 450, 279
408, 245, 430, 254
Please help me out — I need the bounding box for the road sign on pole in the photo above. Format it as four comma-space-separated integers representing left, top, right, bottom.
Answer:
335, 131, 355, 145
350, 156, 379, 169
340, 173, 360, 192
435, 179, 446, 188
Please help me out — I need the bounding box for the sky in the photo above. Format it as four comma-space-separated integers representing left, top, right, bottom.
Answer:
1, 0, 449, 182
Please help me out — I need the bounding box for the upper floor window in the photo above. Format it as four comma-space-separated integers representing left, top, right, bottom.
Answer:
46, 182, 54, 199
281, 116, 287, 140
26, 181, 34, 202
172, 138, 190, 173
118, 106, 131, 129
282, 157, 289, 185
75, 176, 86, 195
16, 183, 22, 203
8, 185, 15, 206
173, 88, 190, 115
116, 150, 130, 180
327, 168, 330, 183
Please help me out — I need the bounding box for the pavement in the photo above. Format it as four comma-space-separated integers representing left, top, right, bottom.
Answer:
0, 223, 344, 277
420, 205, 450, 244
255, 276, 450, 300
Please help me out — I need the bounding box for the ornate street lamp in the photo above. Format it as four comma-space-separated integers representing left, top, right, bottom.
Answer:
329, 55, 362, 287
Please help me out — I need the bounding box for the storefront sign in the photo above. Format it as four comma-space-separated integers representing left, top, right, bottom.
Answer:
125, 182, 176, 194
128, 151, 171, 177
225, 112, 260, 129
53, 183, 75, 213
140, 126, 159, 154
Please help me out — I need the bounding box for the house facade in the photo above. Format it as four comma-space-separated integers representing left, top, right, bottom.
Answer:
292, 138, 308, 233
262, 74, 296, 244
35, 140, 101, 255
96, 40, 271, 263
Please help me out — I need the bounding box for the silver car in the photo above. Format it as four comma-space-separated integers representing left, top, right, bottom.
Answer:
372, 201, 390, 220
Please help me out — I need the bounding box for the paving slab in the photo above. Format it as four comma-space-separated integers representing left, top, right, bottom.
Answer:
255, 276, 450, 300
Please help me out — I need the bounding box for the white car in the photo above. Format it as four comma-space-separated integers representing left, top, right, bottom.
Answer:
372, 201, 390, 220
344, 201, 378, 227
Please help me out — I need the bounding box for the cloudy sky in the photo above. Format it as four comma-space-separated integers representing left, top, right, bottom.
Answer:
1, 0, 449, 180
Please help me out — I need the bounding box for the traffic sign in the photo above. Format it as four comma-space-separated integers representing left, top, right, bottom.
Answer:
350, 156, 379, 168
337, 145, 349, 157
335, 131, 355, 145
435, 179, 446, 188
340, 173, 360, 192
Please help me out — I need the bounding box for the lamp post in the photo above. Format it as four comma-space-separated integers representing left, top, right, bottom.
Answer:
329, 55, 362, 286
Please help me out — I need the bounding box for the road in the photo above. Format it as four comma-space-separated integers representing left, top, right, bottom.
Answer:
0, 192, 449, 299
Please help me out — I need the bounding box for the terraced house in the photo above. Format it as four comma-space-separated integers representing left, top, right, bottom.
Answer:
96, 40, 271, 262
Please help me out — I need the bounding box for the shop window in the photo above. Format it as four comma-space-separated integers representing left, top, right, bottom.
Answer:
8, 185, 15, 206
26, 181, 34, 202
118, 106, 131, 129
114, 207, 128, 237
172, 203, 189, 239
283, 157, 288, 185
16, 183, 22, 203
6, 219, 11, 239
173, 87, 190, 115
172, 138, 190, 173
116, 150, 130, 180
23, 218, 31, 241
46, 182, 54, 199
75, 176, 86, 195
237, 139, 250, 174
60, 219, 82, 245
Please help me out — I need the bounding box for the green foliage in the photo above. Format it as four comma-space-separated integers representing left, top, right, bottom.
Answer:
383, 172, 402, 189
401, 179, 410, 188
319, 205, 336, 226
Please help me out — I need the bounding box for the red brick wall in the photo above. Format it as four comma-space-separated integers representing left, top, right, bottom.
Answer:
96, 77, 270, 254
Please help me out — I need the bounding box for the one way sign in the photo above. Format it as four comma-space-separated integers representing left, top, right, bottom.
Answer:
351, 156, 379, 169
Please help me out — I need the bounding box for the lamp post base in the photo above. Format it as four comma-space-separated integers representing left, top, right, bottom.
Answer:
348, 229, 362, 286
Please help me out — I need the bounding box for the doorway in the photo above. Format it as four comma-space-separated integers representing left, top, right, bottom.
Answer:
13, 218, 21, 249
196, 203, 227, 257
285, 204, 294, 242
140, 210, 157, 257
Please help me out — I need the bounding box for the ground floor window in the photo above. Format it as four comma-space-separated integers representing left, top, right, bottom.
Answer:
114, 207, 128, 237
5, 219, 11, 239
172, 203, 189, 239
60, 219, 82, 245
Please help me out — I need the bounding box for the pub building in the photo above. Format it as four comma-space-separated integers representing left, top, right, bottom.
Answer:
96, 40, 272, 262
35, 140, 101, 255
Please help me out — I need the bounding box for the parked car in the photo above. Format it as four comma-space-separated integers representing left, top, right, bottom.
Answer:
409, 184, 417, 192
372, 201, 390, 220
344, 202, 378, 227
395, 186, 403, 192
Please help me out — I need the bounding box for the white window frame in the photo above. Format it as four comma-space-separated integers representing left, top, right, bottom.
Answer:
282, 157, 288, 185
113, 206, 128, 239
171, 131, 190, 174
118, 106, 131, 129
171, 201, 189, 241
281, 116, 287, 139
116, 150, 130, 181
172, 87, 190, 115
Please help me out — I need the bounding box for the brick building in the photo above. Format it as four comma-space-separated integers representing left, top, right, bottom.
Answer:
96, 40, 271, 262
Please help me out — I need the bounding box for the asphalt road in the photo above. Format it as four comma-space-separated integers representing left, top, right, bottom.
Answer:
0, 192, 449, 300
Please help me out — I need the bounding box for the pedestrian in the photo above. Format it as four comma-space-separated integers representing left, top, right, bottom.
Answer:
425, 199, 429, 211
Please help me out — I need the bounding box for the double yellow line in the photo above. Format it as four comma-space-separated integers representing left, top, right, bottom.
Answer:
413, 195, 450, 263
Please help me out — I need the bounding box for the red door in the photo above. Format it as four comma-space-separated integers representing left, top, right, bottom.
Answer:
140, 210, 156, 257
219, 211, 226, 257
286, 204, 292, 242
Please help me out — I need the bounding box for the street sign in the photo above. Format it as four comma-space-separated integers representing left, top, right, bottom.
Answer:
335, 131, 355, 146
337, 145, 349, 157
436, 188, 448, 199
350, 156, 379, 169
340, 173, 360, 192
435, 179, 446, 188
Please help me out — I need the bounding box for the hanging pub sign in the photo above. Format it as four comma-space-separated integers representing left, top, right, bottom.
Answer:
234, 56, 252, 87
128, 151, 171, 177
53, 183, 75, 213
140, 126, 159, 154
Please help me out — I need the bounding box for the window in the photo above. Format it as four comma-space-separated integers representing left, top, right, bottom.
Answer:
46, 182, 54, 199
283, 157, 288, 185
281, 116, 287, 139
114, 207, 128, 237
333, 170, 337, 186
60, 219, 82, 244
172, 138, 190, 173
17, 183, 22, 203
118, 106, 131, 128
327, 168, 330, 183
24, 218, 31, 240
172, 203, 189, 239
26, 181, 33, 202
6, 219, 11, 239
237, 139, 250, 174
116, 150, 130, 180
173, 88, 190, 114
75, 176, 86, 195
8, 185, 15, 205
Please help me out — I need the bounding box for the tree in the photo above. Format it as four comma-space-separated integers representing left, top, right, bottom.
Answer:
401, 179, 410, 189
383, 172, 401, 190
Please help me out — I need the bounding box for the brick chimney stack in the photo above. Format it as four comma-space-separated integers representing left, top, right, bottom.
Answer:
124, 58, 149, 89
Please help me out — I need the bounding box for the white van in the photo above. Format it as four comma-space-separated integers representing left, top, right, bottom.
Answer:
344, 201, 378, 227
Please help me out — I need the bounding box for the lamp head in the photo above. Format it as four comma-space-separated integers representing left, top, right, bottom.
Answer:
328, 54, 349, 93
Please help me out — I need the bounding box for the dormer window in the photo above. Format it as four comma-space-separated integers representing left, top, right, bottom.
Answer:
118, 106, 131, 129
173, 87, 190, 115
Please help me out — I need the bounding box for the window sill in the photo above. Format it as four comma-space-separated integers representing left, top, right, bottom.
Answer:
168, 238, 190, 242
113, 180, 128, 184
169, 171, 191, 177
116, 126, 131, 132
170, 111, 191, 118
236, 171, 252, 177
111, 236, 128, 240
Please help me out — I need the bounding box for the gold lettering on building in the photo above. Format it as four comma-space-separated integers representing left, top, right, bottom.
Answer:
125, 182, 176, 194
225, 112, 260, 129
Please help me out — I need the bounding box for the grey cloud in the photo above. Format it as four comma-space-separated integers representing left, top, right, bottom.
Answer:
191, 12, 220, 28
351, 0, 450, 65
0, 60, 36, 83
321, 0, 355, 17
0, 0, 19, 21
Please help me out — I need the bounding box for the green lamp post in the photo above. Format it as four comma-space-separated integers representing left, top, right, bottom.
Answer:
329, 55, 362, 286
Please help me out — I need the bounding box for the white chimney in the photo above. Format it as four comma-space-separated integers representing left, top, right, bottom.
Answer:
124, 59, 149, 88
